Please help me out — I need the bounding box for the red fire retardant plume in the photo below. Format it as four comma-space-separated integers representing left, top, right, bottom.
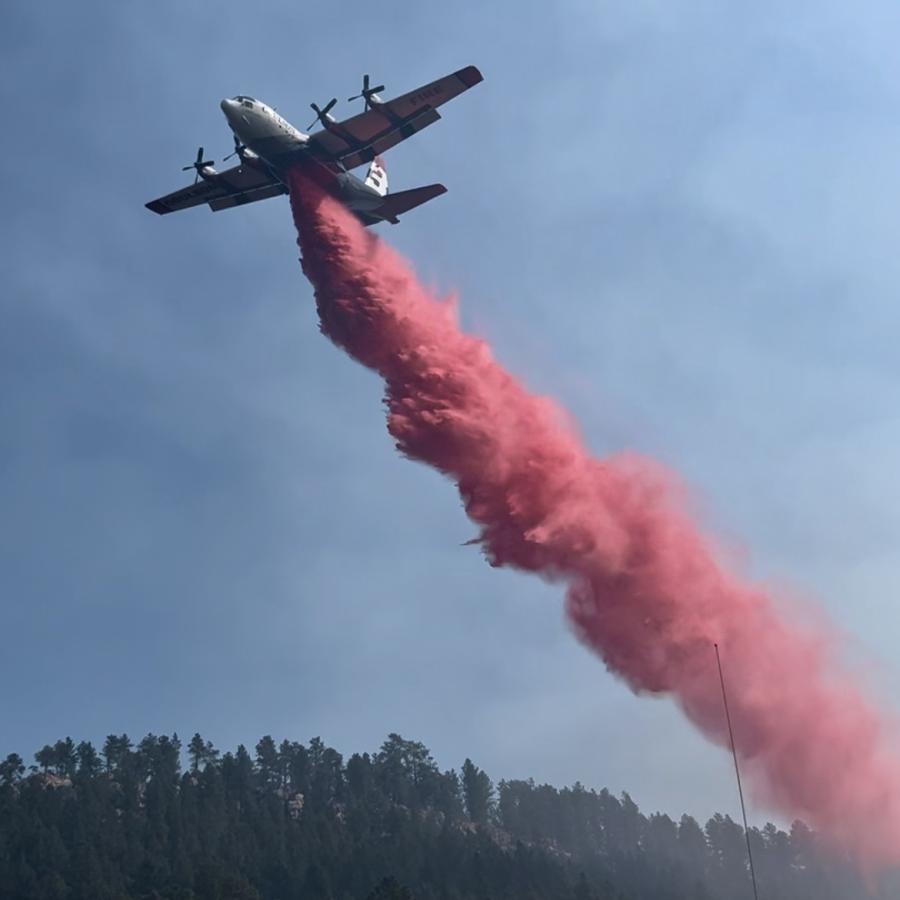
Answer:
287, 170, 900, 868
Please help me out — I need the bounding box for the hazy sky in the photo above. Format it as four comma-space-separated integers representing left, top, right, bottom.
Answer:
4, 0, 900, 827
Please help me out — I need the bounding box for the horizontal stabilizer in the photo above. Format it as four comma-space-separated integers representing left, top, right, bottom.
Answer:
371, 183, 447, 224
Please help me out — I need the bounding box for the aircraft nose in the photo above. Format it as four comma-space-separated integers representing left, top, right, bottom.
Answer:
220, 99, 242, 124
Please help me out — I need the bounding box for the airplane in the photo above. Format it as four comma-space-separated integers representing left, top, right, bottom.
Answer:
145, 66, 483, 225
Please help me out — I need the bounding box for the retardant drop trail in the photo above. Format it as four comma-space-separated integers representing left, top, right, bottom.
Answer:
288, 170, 900, 870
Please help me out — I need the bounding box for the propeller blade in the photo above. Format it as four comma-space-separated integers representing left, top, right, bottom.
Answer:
350, 75, 384, 103
308, 99, 338, 130
223, 138, 244, 162
184, 146, 209, 172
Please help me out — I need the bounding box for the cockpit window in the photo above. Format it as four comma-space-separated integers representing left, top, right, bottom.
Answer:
233, 95, 256, 107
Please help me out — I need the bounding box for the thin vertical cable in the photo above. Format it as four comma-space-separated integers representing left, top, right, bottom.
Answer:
714, 642, 760, 900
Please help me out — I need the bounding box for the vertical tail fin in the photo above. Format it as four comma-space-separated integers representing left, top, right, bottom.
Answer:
364, 156, 388, 197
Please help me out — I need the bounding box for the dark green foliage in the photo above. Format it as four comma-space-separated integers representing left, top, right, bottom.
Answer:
366, 875, 414, 900
0, 731, 889, 899
460, 759, 493, 826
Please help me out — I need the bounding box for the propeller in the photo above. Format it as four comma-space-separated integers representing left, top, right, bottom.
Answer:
348, 74, 385, 110
223, 134, 247, 163
181, 146, 214, 183
307, 98, 337, 131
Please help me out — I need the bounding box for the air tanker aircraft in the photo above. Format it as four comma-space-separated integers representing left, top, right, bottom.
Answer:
145, 66, 483, 225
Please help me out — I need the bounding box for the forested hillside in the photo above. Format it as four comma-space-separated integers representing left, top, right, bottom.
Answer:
0, 732, 890, 899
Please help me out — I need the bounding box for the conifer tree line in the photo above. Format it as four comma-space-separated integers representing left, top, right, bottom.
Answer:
0, 731, 893, 899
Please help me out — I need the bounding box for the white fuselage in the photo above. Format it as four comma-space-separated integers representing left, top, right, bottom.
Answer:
219, 96, 309, 165
218, 95, 385, 214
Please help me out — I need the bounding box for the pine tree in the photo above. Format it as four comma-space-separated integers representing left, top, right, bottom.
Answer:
461, 759, 493, 825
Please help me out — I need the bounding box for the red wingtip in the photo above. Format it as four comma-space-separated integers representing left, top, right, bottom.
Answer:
456, 65, 484, 88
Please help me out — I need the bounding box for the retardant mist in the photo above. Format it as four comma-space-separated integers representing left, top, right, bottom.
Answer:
287, 171, 900, 870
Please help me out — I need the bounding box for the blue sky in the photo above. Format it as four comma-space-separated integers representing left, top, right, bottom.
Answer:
4, 0, 900, 826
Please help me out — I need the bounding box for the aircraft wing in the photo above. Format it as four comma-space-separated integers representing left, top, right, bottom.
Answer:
307, 65, 483, 170
145, 162, 286, 215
